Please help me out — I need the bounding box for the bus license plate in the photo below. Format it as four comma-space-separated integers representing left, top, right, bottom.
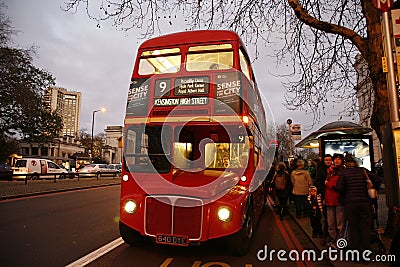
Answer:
156, 234, 188, 246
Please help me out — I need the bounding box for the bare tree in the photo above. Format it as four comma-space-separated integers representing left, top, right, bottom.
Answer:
274, 123, 291, 161
63, 0, 386, 138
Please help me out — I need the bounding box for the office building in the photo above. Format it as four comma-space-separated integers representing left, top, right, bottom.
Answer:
44, 86, 82, 137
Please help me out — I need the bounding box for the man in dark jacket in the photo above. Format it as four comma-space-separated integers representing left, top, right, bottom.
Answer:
336, 153, 381, 253
315, 154, 332, 244
315, 154, 332, 200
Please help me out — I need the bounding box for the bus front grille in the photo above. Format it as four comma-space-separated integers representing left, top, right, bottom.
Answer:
145, 196, 203, 240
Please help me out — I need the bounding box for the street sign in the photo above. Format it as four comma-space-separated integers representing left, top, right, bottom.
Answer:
373, 0, 394, 12
291, 124, 302, 140
269, 140, 279, 148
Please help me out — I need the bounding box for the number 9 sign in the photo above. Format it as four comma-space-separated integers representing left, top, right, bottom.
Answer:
155, 79, 171, 96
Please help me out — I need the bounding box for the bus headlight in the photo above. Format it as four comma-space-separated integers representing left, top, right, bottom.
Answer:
122, 174, 129, 182
217, 207, 231, 222
124, 200, 137, 214
240, 176, 247, 182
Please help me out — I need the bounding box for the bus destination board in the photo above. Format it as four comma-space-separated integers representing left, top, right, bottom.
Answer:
174, 76, 210, 95
154, 97, 209, 106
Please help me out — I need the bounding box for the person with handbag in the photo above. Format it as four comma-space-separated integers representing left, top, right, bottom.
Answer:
336, 153, 381, 253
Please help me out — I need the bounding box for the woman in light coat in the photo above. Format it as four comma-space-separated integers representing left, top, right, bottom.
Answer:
291, 159, 313, 218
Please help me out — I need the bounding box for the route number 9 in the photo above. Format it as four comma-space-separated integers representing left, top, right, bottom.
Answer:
155, 79, 171, 96
159, 82, 167, 93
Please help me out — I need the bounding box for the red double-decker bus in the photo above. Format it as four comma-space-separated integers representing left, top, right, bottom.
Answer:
120, 30, 272, 255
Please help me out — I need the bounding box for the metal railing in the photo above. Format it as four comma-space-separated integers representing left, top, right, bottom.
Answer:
9, 171, 120, 184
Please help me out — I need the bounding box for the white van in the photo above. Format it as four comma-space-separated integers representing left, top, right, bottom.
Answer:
13, 158, 68, 180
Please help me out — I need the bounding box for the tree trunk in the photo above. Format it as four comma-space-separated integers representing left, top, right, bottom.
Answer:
364, 2, 396, 238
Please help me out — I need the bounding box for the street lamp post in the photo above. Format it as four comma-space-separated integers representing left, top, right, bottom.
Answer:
91, 108, 105, 161
287, 118, 293, 157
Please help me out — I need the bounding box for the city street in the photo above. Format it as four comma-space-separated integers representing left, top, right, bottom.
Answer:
0, 186, 120, 266
0, 185, 333, 267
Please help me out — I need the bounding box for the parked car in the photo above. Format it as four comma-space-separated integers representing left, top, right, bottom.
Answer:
58, 165, 75, 179
13, 158, 68, 180
76, 164, 118, 178
0, 163, 13, 181
107, 163, 122, 173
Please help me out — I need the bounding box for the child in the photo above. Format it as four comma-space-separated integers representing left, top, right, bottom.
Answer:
307, 186, 324, 238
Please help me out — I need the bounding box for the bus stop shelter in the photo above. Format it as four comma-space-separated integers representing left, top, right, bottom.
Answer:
295, 121, 374, 170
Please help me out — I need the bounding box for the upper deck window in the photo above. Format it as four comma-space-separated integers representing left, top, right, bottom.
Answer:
187, 44, 233, 71
239, 49, 251, 81
138, 48, 181, 75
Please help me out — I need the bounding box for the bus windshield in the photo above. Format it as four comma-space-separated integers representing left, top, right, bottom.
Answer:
125, 125, 250, 173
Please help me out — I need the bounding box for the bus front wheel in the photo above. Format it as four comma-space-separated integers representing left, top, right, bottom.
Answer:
226, 208, 254, 256
119, 221, 145, 246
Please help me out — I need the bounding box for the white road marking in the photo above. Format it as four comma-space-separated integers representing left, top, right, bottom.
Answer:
65, 237, 124, 267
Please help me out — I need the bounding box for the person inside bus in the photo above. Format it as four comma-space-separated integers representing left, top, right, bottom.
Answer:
209, 63, 219, 70
216, 144, 230, 167
239, 154, 248, 168
223, 156, 230, 168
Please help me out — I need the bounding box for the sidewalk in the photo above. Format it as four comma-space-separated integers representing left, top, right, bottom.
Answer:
0, 176, 121, 200
287, 192, 392, 266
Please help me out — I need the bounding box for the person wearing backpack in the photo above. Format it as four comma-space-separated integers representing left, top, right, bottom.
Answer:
273, 162, 292, 221
291, 159, 313, 218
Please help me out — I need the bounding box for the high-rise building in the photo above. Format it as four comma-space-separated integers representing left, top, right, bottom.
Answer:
44, 86, 81, 137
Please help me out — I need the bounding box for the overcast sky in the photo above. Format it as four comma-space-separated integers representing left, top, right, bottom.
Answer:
4, 0, 355, 142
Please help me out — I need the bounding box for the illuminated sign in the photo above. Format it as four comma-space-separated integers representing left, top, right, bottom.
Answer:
174, 76, 210, 95
373, 0, 394, 12
154, 97, 209, 106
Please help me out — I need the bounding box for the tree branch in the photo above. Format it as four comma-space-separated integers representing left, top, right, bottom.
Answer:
287, 0, 368, 56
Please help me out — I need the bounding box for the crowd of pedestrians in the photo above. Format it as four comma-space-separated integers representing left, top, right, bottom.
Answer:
268, 152, 381, 253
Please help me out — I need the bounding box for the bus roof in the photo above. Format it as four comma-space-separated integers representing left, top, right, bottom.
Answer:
139, 30, 245, 50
